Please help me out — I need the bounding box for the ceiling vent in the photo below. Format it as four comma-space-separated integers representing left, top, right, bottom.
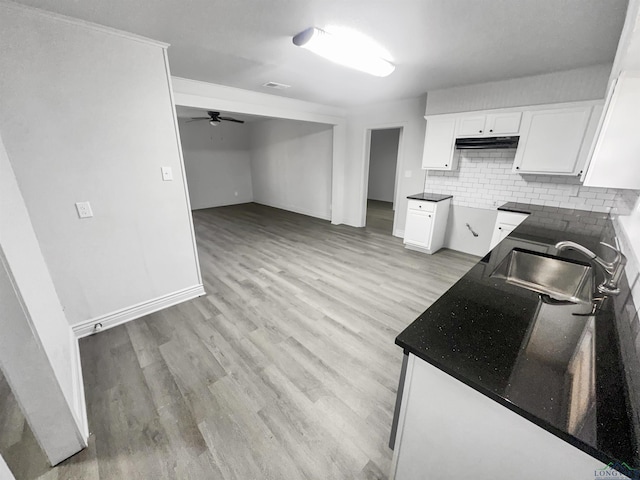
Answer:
262, 81, 291, 90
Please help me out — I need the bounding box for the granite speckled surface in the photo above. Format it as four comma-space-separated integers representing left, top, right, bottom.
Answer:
396, 202, 639, 476
406, 192, 453, 202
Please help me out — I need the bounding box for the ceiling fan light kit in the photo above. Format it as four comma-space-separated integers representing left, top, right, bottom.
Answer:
292, 26, 395, 77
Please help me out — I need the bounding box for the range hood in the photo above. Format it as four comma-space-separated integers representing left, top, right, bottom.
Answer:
455, 136, 519, 150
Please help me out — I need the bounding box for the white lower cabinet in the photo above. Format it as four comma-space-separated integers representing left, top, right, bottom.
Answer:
391, 354, 617, 480
489, 210, 529, 250
404, 199, 450, 254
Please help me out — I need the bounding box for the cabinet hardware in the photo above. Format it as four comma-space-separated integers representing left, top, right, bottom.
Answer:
498, 227, 502, 230
516, 166, 520, 170
479, 130, 483, 133
444, 164, 448, 167
489, 129, 493, 132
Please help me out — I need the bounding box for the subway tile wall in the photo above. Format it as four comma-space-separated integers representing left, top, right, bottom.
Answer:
423, 148, 633, 212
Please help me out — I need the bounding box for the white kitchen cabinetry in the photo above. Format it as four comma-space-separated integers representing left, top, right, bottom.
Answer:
489, 211, 529, 250
421, 118, 457, 170
457, 112, 522, 137
512, 105, 599, 175
391, 354, 614, 480
404, 199, 451, 254
456, 116, 486, 136
583, 74, 640, 189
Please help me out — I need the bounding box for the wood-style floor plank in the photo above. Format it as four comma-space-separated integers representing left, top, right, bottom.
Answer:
0, 202, 478, 479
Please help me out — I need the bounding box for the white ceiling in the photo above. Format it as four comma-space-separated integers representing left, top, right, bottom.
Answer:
14, 0, 628, 107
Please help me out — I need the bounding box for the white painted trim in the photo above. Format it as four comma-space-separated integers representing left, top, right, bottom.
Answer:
70, 333, 89, 442
424, 99, 604, 120
0, 1, 169, 48
72, 284, 205, 338
164, 52, 203, 287
253, 201, 331, 221
360, 122, 408, 228
171, 76, 346, 125
394, 229, 405, 239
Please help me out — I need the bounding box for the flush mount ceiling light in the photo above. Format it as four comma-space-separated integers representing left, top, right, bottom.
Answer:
292, 26, 395, 77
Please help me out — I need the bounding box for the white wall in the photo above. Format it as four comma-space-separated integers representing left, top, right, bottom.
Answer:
0, 133, 86, 464
367, 129, 400, 203
0, 4, 202, 328
178, 118, 253, 209
250, 119, 333, 220
425, 64, 611, 115
345, 97, 427, 232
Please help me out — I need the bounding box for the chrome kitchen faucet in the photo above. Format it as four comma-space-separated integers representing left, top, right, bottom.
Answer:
554, 240, 627, 295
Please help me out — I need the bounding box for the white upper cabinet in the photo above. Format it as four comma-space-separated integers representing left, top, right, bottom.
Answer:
456, 112, 522, 137
485, 112, 522, 135
457, 116, 486, 136
512, 105, 596, 175
583, 74, 640, 189
422, 117, 458, 170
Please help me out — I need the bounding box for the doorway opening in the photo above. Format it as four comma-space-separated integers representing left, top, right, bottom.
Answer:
364, 127, 402, 235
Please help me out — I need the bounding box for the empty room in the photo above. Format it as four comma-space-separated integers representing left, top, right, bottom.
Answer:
1, 1, 639, 480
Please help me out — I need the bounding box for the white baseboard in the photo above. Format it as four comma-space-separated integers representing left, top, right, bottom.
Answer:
394, 229, 405, 239
72, 284, 205, 338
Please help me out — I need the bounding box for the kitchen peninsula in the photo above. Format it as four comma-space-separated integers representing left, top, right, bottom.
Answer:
391, 203, 639, 480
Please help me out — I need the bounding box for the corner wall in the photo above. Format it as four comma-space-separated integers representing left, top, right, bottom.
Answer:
249, 119, 334, 220
345, 96, 428, 232
178, 118, 253, 209
0, 4, 202, 329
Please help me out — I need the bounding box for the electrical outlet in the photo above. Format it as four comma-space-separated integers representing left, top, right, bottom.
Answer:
75, 201, 93, 219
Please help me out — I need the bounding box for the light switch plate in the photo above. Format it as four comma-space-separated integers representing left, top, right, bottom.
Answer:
75, 201, 93, 219
161, 166, 173, 181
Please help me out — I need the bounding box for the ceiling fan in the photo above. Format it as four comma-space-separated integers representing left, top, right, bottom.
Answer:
187, 111, 245, 126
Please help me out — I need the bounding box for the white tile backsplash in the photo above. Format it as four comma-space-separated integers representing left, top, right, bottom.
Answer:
423, 148, 639, 212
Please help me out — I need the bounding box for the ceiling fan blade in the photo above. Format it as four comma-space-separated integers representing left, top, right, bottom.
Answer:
186, 117, 210, 122
219, 117, 245, 123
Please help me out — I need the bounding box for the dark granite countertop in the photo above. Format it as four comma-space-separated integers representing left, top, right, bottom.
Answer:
406, 192, 453, 202
396, 202, 639, 476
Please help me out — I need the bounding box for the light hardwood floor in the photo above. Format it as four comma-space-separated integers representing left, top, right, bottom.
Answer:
1, 203, 478, 480
365, 200, 394, 236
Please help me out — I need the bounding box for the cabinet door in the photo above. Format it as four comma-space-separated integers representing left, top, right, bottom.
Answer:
489, 212, 529, 250
457, 116, 487, 136
583, 75, 640, 189
485, 112, 522, 135
404, 210, 434, 248
422, 117, 456, 170
513, 107, 592, 175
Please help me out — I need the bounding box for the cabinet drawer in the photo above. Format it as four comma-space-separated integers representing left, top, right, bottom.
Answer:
408, 200, 435, 213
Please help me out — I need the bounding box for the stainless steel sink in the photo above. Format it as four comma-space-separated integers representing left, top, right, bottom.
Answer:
490, 248, 594, 304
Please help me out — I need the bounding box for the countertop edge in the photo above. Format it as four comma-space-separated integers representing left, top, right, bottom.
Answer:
406, 194, 453, 202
